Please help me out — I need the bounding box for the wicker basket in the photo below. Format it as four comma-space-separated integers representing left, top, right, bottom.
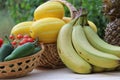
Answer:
0, 44, 44, 79
37, 0, 78, 69
37, 43, 64, 68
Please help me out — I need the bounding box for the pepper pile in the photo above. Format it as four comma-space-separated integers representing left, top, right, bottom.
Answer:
0, 35, 41, 62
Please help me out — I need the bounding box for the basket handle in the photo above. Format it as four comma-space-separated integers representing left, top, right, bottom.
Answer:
50, 0, 78, 19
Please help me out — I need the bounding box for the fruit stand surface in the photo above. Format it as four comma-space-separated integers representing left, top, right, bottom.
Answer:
16, 68, 120, 80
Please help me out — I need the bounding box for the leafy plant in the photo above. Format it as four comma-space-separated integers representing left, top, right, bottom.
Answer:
6, 0, 47, 23
0, 0, 6, 9
81, 0, 107, 38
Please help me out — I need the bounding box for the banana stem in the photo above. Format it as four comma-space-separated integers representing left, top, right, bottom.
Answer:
67, 17, 79, 27
71, 8, 89, 26
77, 8, 89, 26
83, 10, 89, 26
32, 38, 39, 46
73, 17, 80, 25
83, 16, 89, 26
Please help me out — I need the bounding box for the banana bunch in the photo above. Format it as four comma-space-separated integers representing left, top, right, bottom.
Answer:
57, 14, 120, 74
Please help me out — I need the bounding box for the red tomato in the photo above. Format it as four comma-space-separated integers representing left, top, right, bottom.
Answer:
17, 34, 23, 39
19, 38, 27, 45
23, 34, 30, 38
11, 40, 17, 45
19, 41, 25, 45
0, 38, 3, 47
22, 38, 28, 42
27, 38, 34, 42
9, 34, 15, 40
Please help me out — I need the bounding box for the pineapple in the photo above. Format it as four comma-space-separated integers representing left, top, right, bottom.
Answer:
103, 0, 120, 20
105, 18, 120, 46
103, 0, 120, 46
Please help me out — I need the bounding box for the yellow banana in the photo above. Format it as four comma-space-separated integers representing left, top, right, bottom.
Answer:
92, 66, 118, 72
57, 19, 92, 73
72, 23, 120, 68
92, 66, 105, 73
62, 17, 71, 23
104, 67, 116, 72
88, 21, 97, 33
62, 17, 97, 33
84, 26, 120, 57
115, 66, 120, 71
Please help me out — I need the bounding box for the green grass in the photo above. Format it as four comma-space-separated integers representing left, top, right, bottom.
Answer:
0, 10, 15, 38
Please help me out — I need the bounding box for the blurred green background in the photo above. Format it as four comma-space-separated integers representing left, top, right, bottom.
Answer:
0, 0, 107, 39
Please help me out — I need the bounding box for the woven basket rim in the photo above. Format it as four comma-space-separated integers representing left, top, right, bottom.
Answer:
0, 43, 44, 64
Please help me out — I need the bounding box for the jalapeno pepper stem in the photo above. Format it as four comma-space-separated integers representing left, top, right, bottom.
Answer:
5, 35, 13, 46
32, 38, 39, 46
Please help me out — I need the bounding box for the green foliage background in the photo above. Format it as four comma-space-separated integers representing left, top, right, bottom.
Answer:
1, 0, 107, 38
6, 0, 47, 23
